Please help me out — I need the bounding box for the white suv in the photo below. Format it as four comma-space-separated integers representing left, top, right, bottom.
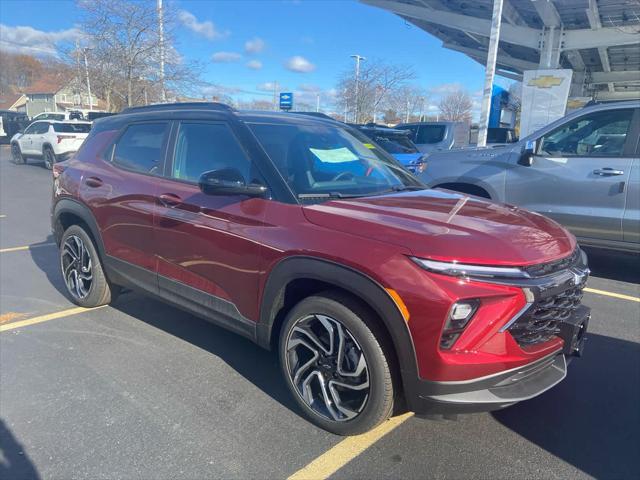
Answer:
10, 120, 92, 169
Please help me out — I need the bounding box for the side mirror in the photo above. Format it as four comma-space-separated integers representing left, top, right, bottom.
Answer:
518, 139, 536, 166
198, 168, 267, 198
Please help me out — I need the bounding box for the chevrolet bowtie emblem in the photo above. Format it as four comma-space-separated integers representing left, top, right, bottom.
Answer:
528, 75, 564, 88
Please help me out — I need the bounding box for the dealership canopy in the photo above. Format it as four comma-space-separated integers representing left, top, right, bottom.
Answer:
362, 0, 640, 101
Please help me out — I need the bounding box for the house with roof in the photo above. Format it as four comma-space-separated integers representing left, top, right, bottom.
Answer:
1, 76, 105, 117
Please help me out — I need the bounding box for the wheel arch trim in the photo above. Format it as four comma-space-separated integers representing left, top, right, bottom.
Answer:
53, 198, 105, 257
256, 255, 420, 391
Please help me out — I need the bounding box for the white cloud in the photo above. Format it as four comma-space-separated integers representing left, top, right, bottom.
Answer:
246, 60, 263, 70
0, 24, 82, 56
178, 10, 229, 40
285, 56, 316, 73
244, 37, 265, 54
212, 51, 242, 63
428, 82, 465, 96
298, 83, 321, 93
257, 82, 279, 92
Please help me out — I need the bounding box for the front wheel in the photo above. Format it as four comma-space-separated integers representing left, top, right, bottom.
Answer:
11, 143, 25, 164
60, 225, 119, 307
279, 292, 395, 435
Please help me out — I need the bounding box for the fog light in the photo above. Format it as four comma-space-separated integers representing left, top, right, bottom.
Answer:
440, 300, 480, 349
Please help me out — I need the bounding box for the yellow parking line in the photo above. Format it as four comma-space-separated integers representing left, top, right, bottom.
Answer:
584, 287, 640, 303
0, 305, 106, 332
0, 242, 56, 254
287, 412, 414, 480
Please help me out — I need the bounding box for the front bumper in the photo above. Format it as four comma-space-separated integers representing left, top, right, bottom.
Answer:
406, 305, 590, 415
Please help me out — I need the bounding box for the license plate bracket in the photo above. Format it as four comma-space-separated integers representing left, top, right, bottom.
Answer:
558, 305, 590, 357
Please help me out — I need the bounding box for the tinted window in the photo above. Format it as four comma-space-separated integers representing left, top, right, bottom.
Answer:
171, 123, 251, 183
113, 123, 168, 174
23, 123, 38, 134
30, 122, 49, 134
53, 123, 92, 133
416, 125, 446, 144
539, 109, 633, 157
395, 125, 419, 142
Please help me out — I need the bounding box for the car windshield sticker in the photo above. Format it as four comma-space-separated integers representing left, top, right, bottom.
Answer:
309, 147, 359, 163
363, 143, 376, 149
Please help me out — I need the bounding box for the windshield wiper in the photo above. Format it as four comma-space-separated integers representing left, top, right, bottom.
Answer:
297, 192, 369, 200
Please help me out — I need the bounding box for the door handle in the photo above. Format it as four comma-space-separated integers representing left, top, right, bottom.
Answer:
593, 168, 624, 176
159, 193, 182, 207
84, 176, 103, 187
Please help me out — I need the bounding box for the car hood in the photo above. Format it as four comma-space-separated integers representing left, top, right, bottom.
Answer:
303, 189, 575, 266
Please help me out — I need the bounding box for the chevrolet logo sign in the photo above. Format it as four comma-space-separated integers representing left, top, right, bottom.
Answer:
528, 76, 564, 88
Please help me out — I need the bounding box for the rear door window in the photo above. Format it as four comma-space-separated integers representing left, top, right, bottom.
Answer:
53, 123, 92, 133
112, 122, 169, 175
416, 125, 446, 144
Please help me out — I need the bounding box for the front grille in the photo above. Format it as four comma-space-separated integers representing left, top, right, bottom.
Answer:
522, 248, 582, 278
508, 249, 588, 347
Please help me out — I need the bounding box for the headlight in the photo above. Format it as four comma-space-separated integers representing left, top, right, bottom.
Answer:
411, 257, 530, 279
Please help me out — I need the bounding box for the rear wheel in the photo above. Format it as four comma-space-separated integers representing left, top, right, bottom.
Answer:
60, 225, 119, 307
11, 143, 25, 164
279, 292, 395, 435
43, 146, 56, 170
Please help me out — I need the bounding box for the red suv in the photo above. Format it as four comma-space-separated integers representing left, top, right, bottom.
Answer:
52, 103, 590, 435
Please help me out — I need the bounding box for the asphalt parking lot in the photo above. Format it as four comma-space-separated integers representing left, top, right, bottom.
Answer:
0, 144, 638, 480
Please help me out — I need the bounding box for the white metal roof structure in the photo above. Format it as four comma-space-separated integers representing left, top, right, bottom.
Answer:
362, 0, 640, 100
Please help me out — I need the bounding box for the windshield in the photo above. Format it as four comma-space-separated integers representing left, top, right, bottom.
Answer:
53, 123, 92, 133
248, 121, 421, 203
370, 133, 418, 154
396, 124, 446, 144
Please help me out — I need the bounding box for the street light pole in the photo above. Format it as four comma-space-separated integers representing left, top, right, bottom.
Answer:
82, 48, 93, 111
158, 0, 166, 103
350, 54, 365, 123
316, 93, 320, 112
477, 0, 504, 147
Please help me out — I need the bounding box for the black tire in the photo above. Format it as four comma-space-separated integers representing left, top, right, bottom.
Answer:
11, 143, 25, 164
279, 291, 395, 435
43, 146, 56, 170
60, 225, 119, 307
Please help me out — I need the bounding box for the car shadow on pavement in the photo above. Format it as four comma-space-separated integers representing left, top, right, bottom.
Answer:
582, 247, 640, 283
493, 333, 640, 479
111, 294, 300, 415
0, 420, 41, 480
28, 235, 72, 298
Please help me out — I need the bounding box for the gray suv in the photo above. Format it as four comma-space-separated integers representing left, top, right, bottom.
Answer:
419, 101, 640, 253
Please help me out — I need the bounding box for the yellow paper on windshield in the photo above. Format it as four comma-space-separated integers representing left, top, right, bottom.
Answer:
309, 147, 359, 163
363, 143, 376, 149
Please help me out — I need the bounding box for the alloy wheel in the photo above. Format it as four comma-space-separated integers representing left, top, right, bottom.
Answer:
285, 314, 370, 422
11, 144, 23, 163
61, 235, 93, 299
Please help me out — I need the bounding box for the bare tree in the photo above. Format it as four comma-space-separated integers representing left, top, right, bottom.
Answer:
386, 85, 429, 123
76, 0, 201, 110
438, 89, 473, 123
336, 59, 415, 123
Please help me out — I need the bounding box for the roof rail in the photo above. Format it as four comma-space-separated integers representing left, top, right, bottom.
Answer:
121, 102, 235, 115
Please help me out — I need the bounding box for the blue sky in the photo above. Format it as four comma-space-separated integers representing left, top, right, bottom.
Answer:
0, 0, 511, 115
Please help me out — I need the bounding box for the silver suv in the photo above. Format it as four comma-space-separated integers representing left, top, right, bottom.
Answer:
419, 101, 640, 253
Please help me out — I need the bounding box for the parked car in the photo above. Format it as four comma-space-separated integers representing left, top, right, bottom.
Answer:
52, 103, 590, 435
31, 110, 106, 122
419, 101, 640, 253
11, 120, 92, 169
352, 124, 427, 173
395, 121, 470, 153
0, 109, 29, 143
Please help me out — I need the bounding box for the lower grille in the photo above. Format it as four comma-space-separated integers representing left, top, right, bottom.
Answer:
509, 279, 587, 347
